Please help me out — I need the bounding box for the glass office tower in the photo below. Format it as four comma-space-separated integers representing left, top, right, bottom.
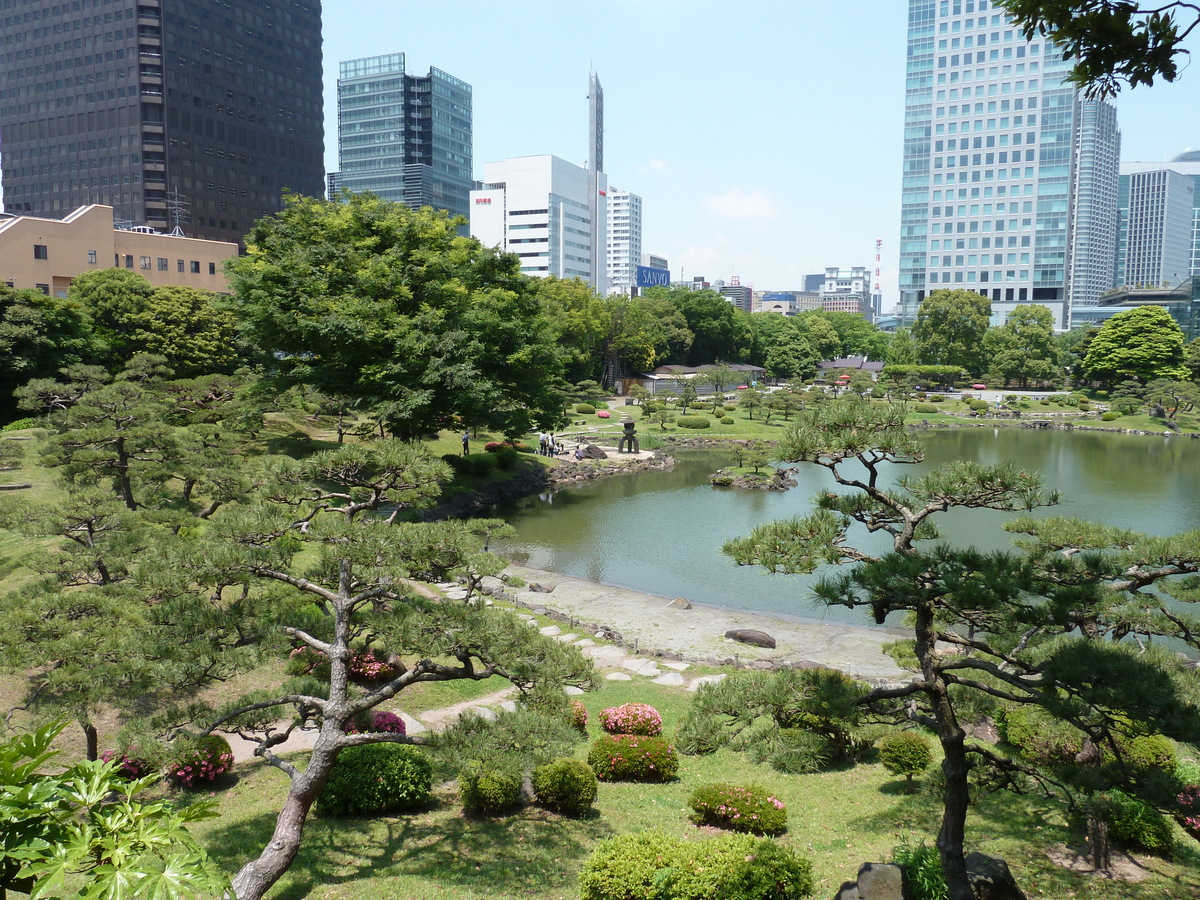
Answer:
0, 0, 325, 244
899, 0, 1119, 328
334, 54, 472, 224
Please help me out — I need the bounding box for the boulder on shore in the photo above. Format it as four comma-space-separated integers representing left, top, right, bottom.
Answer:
724, 628, 776, 649
581, 444, 608, 460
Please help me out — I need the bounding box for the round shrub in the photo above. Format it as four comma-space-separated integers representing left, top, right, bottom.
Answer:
317, 743, 432, 817
759, 728, 833, 775
720, 416, 735, 425
344, 709, 407, 736
879, 731, 933, 790
101, 749, 153, 780
1001, 706, 1083, 764
169, 735, 233, 788
1089, 789, 1174, 854
1124, 734, 1176, 772
968, 399, 989, 412
578, 830, 814, 900
467, 452, 497, 477
588, 734, 678, 782
492, 445, 520, 470
1040, 398, 1051, 405
349, 649, 399, 683
723, 404, 737, 412
569, 699, 589, 732
532, 758, 598, 814
676, 415, 712, 430
2, 417, 40, 431
459, 762, 523, 815
1101, 410, 1121, 421
575, 403, 596, 414
441, 453, 470, 474
286, 645, 330, 679
599, 702, 663, 736
928, 393, 945, 403
689, 783, 787, 835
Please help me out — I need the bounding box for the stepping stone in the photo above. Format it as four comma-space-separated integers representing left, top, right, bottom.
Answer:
500, 701, 517, 712
652, 673, 686, 686
397, 713, 426, 735
662, 661, 690, 672
605, 672, 633, 681
539, 625, 561, 637
622, 658, 660, 676
573, 638, 596, 648
556, 633, 579, 643
468, 706, 497, 721
584, 645, 625, 662
564, 685, 586, 695
687, 674, 727, 692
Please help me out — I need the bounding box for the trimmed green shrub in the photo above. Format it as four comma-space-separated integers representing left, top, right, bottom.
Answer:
756, 728, 833, 775
1125, 734, 1177, 772
913, 403, 940, 414
891, 841, 947, 900
1040, 398, 1051, 405
690, 402, 712, 412
723, 404, 737, 412
2, 417, 39, 431
688, 783, 787, 835
575, 403, 596, 414
928, 393, 945, 403
169, 735, 233, 788
532, 758, 598, 815
879, 731, 933, 791
1101, 410, 1121, 421
599, 702, 662, 736
317, 743, 432, 817
676, 415, 712, 430
588, 734, 678, 781
1001, 705, 1084, 764
466, 452, 497, 477
459, 762, 523, 815
720, 416, 735, 425
578, 830, 814, 900
968, 399, 989, 412
441, 452, 471, 474
1088, 789, 1174, 854
493, 445, 520, 470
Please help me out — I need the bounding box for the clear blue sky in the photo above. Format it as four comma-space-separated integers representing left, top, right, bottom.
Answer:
324, 1, 1200, 309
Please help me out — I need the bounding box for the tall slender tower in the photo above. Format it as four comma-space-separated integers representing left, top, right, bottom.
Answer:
898, 0, 1119, 329
587, 72, 608, 295
0, 0, 324, 244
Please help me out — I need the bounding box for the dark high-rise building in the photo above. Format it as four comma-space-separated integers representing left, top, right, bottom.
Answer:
333, 53, 472, 223
0, 0, 324, 244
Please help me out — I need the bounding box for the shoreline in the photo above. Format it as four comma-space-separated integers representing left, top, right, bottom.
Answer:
489, 562, 911, 683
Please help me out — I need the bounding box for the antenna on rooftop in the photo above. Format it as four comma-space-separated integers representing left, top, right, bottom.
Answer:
165, 187, 191, 237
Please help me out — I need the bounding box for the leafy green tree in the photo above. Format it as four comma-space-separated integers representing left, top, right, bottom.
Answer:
723, 400, 1200, 899
698, 363, 739, 396
226, 193, 565, 439
0, 285, 98, 421
1058, 326, 1100, 385
997, 0, 1200, 97
1142, 378, 1200, 419
138, 285, 238, 376
646, 287, 752, 365
794, 312, 842, 361
0, 723, 228, 899
749, 314, 819, 379
801, 310, 889, 360
983, 304, 1061, 388
885, 327, 919, 366
912, 289, 991, 374
1081, 306, 1189, 385
678, 379, 698, 412
738, 388, 764, 420
1185, 336, 1200, 383
531, 276, 609, 383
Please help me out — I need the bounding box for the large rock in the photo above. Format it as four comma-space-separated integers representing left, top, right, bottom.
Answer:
581, 444, 608, 459
668, 597, 692, 610
724, 628, 777, 649
528, 581, 556, 593
965, 853, 1028, 900
855, 863, 904, 900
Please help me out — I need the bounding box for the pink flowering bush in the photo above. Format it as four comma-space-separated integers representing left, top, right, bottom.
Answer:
1178, 784, 1200, 839
570, 699, 589, 733
689, 783, 788, 835
169, 735, 234, 788
348, 650, 398, 683
344, 709, 407, 735
587, 734, 678, 782
285, 646, 398, 683
599, 702, 663, 736
100, 749, 152, 780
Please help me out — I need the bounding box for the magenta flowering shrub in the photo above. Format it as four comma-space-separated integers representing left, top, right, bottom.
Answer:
345, 709, 407, 735
285, 646, 397, 683
689, 783, 788, 835
599, 702, 663, 736
100, 749, 152, 780
587, 734, 678, 782
1179, 784, 1200, 838
570, 699, 589, 732
169, 735, 234, 788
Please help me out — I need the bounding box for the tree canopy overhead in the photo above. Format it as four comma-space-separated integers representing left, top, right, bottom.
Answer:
1081, 305, 1188, 384
998, 0, 1199, 98
226, 193, 565, 439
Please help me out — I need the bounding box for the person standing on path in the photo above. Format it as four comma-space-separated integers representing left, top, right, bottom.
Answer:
462, 431, 470, 455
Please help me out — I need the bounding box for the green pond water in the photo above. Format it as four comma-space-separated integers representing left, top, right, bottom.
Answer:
486, 428, 1200, 628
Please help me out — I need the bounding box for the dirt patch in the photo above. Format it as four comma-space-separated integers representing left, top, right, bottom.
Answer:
1044, 843, 1150, 882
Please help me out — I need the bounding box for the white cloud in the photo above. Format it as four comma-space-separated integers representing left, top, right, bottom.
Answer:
702, 188, 779, 222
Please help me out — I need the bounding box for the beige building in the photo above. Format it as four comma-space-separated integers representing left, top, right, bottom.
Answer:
0, 205, 238, 297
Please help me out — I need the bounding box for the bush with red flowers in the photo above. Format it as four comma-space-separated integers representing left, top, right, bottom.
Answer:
169, 735, 234, 788
344, 709, 407, 735
570, 699, 589, 733
600, 702, 663, 736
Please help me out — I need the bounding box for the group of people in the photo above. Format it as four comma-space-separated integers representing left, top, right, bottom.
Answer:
537, 432, 563, 457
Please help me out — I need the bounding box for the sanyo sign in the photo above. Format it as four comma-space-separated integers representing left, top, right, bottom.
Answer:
635, 265, 671, 288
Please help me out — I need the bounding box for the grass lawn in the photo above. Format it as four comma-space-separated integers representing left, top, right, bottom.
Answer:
187, 679, 1200, 900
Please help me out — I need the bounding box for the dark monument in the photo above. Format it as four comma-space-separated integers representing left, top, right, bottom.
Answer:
618, 417, 640, 453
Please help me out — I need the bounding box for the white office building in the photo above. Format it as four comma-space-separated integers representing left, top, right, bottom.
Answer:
607, 188, 643, 295
899, 0, 1120, 330
470, 155, 608, 293
1116, 155, 1200, 289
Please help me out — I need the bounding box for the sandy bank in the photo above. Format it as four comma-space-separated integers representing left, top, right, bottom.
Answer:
493, 563, 910, 683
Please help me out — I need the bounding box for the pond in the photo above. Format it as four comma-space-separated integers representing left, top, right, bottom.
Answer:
485, 428, 1200, 628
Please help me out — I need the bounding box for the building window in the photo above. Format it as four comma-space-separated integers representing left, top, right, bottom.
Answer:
158, 258, 168, 271
36, 284, 50, 295
177, 259, 185, 272
125, 255, 134, 268
190, 260, 200, 273
34, 244, 48, 259
88, 250, 98, 265
208, 262, 216, 275
140, 256, 152, 269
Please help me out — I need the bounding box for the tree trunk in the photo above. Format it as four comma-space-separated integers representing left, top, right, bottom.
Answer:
114, 438, 136, 510
82, 719, 98, 761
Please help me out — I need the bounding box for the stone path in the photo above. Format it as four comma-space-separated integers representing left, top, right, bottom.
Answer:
228, 580, 716, 763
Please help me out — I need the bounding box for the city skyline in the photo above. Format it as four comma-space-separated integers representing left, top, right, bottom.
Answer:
319, 2, 1200, 306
